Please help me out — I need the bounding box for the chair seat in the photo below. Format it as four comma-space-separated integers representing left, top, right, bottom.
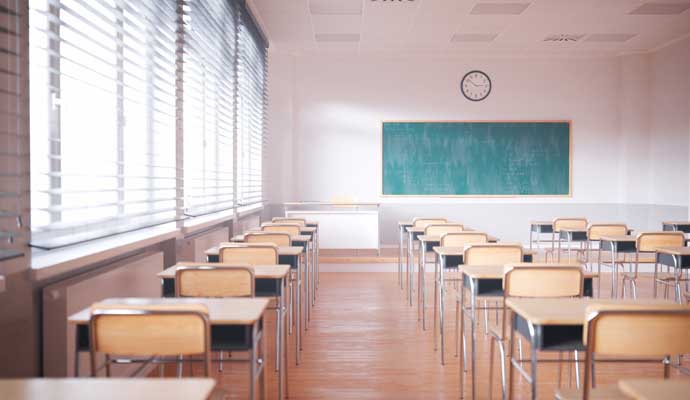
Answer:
654, 273, 689, 282
555, 385, 629, 400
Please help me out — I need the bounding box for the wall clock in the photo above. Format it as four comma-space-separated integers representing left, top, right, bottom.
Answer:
460, 70, 491, 101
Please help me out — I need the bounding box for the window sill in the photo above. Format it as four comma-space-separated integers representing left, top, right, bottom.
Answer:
31, 223, 180, 281
237, 203, 264, 218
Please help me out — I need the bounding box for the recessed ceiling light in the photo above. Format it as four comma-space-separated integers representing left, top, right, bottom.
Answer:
585, 33, 637, 43
309, 0, 362, 15
451, 33, 498, 42
470, 3, 531, 15
629, 2, 690, 15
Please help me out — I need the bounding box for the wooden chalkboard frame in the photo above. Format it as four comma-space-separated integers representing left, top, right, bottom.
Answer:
379, 120, 573, 198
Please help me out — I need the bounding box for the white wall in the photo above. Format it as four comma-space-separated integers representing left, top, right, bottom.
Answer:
266, 41, 690, 244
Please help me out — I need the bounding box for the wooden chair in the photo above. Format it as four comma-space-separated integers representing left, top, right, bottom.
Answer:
261, 223, 301, 237
587, 224, 628, 296
272, 217, 306, 226
245, 232, 291, 247
463, 243, 523, 266
89, 303, 211, 377
556, 304, 690, 400
456, 244, 524, 358
175, 265, 255, 298
418, 224, 465, 326
441, 232, 489, 248
621, 232, 685, 299
489, 264, 584, 399
549, 218, 588, 262
219, 243, 279, 265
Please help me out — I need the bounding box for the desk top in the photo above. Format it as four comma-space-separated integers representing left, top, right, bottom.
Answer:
158, 263, 290, 280
205, 245, 303, 257
462, 264, 596, 280
419, 234, 499, 243
231, 233, 311, 243
530, 221, 553, 226
506, 298, 675, 326
662, 221, 690, 226
0, 378, 216, 400
619, 379, 690, 400
69, 297, 270, 326
600, 235, 636, 242
432, 246, 534, 256
656, 246, 690, 256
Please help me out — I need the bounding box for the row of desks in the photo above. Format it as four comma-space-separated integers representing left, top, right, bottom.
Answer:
66, 221, 320, 400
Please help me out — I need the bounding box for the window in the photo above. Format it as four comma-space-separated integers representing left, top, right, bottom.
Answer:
182, 0, 237, 217
28, 0, 268, 250
0, 0, 26, 261
29, 0, 179, 248
237, 5, 267, 208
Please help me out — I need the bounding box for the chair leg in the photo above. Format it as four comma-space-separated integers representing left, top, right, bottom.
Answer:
218, 351, 223, 372
489, 337, 495, 400
455, 296, 459, 358
574, 350, 580, 389
631, 279, 638, 299
483, 301, 489, 335
498, 339, 507, 400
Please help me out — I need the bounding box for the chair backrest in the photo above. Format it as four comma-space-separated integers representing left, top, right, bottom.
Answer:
584, 304, 690, 356
440, 232, 489, 247
464, 244, 523, 266
175, 265, 255, 297
90, 304, 211, 376
245, 232, 291, 247
581, 304, 690, 398
412, 217, 447, 228
424, 223, 464, 236
587, 224, 628, 240
261, 223, 301, 237
219, 243, 279, 265
504, 264, 584, 298
272, 217, 306, 226
553, 217, 588, 232
636, 232, 685, 253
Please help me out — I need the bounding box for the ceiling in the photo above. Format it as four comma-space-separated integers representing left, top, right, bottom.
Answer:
248, 0, 690, 55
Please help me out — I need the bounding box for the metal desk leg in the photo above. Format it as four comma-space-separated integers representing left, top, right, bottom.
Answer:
312, 238, 317, 306
470, 279, 478, 400
529, 323, 538, 400
439, 254, 446, 365
296, 254, 302, 364
459, 279, 466, 399
420, 242, 428, 329
508, 311, 516, 400
611, 246, 617, 299
418, 242, 423, 321
434, 255, 439, 351
250, 323, 257, 400
408, 232, 414, 307
529, 228, 533, 250
399, 226, 404, 289
305, 244, 310, 327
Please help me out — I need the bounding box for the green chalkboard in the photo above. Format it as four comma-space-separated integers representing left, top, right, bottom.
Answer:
381, 121, 571, 196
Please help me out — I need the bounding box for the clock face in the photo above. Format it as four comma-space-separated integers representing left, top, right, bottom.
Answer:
461, 70, 491, 101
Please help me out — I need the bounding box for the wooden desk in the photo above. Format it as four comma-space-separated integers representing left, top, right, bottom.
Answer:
618, 378, 690, 400
505, 298, 674, 400
398, 221, 414, 292
69, 298, 271, 400
558, 227, 588, 263
231, 232, 316, 324
662, 221, 690, 233
159, 263, 290, 297
655, 246, 690, 303
205, 244, 305, 366
529, 221, 553, 250
158, 262, 289, 397
599, 235, 637, 298
456, 267, 596, 399
0, 378, 217, 400
430, 245, 536, 366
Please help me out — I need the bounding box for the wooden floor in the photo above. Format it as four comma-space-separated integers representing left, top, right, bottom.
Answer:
175, 271, 689, 399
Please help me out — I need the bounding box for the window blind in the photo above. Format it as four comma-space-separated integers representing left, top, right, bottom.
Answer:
237, 3, 267, 208
181, 0, 237, 217
28, 0, 178, 249
0, 0, 26, 260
